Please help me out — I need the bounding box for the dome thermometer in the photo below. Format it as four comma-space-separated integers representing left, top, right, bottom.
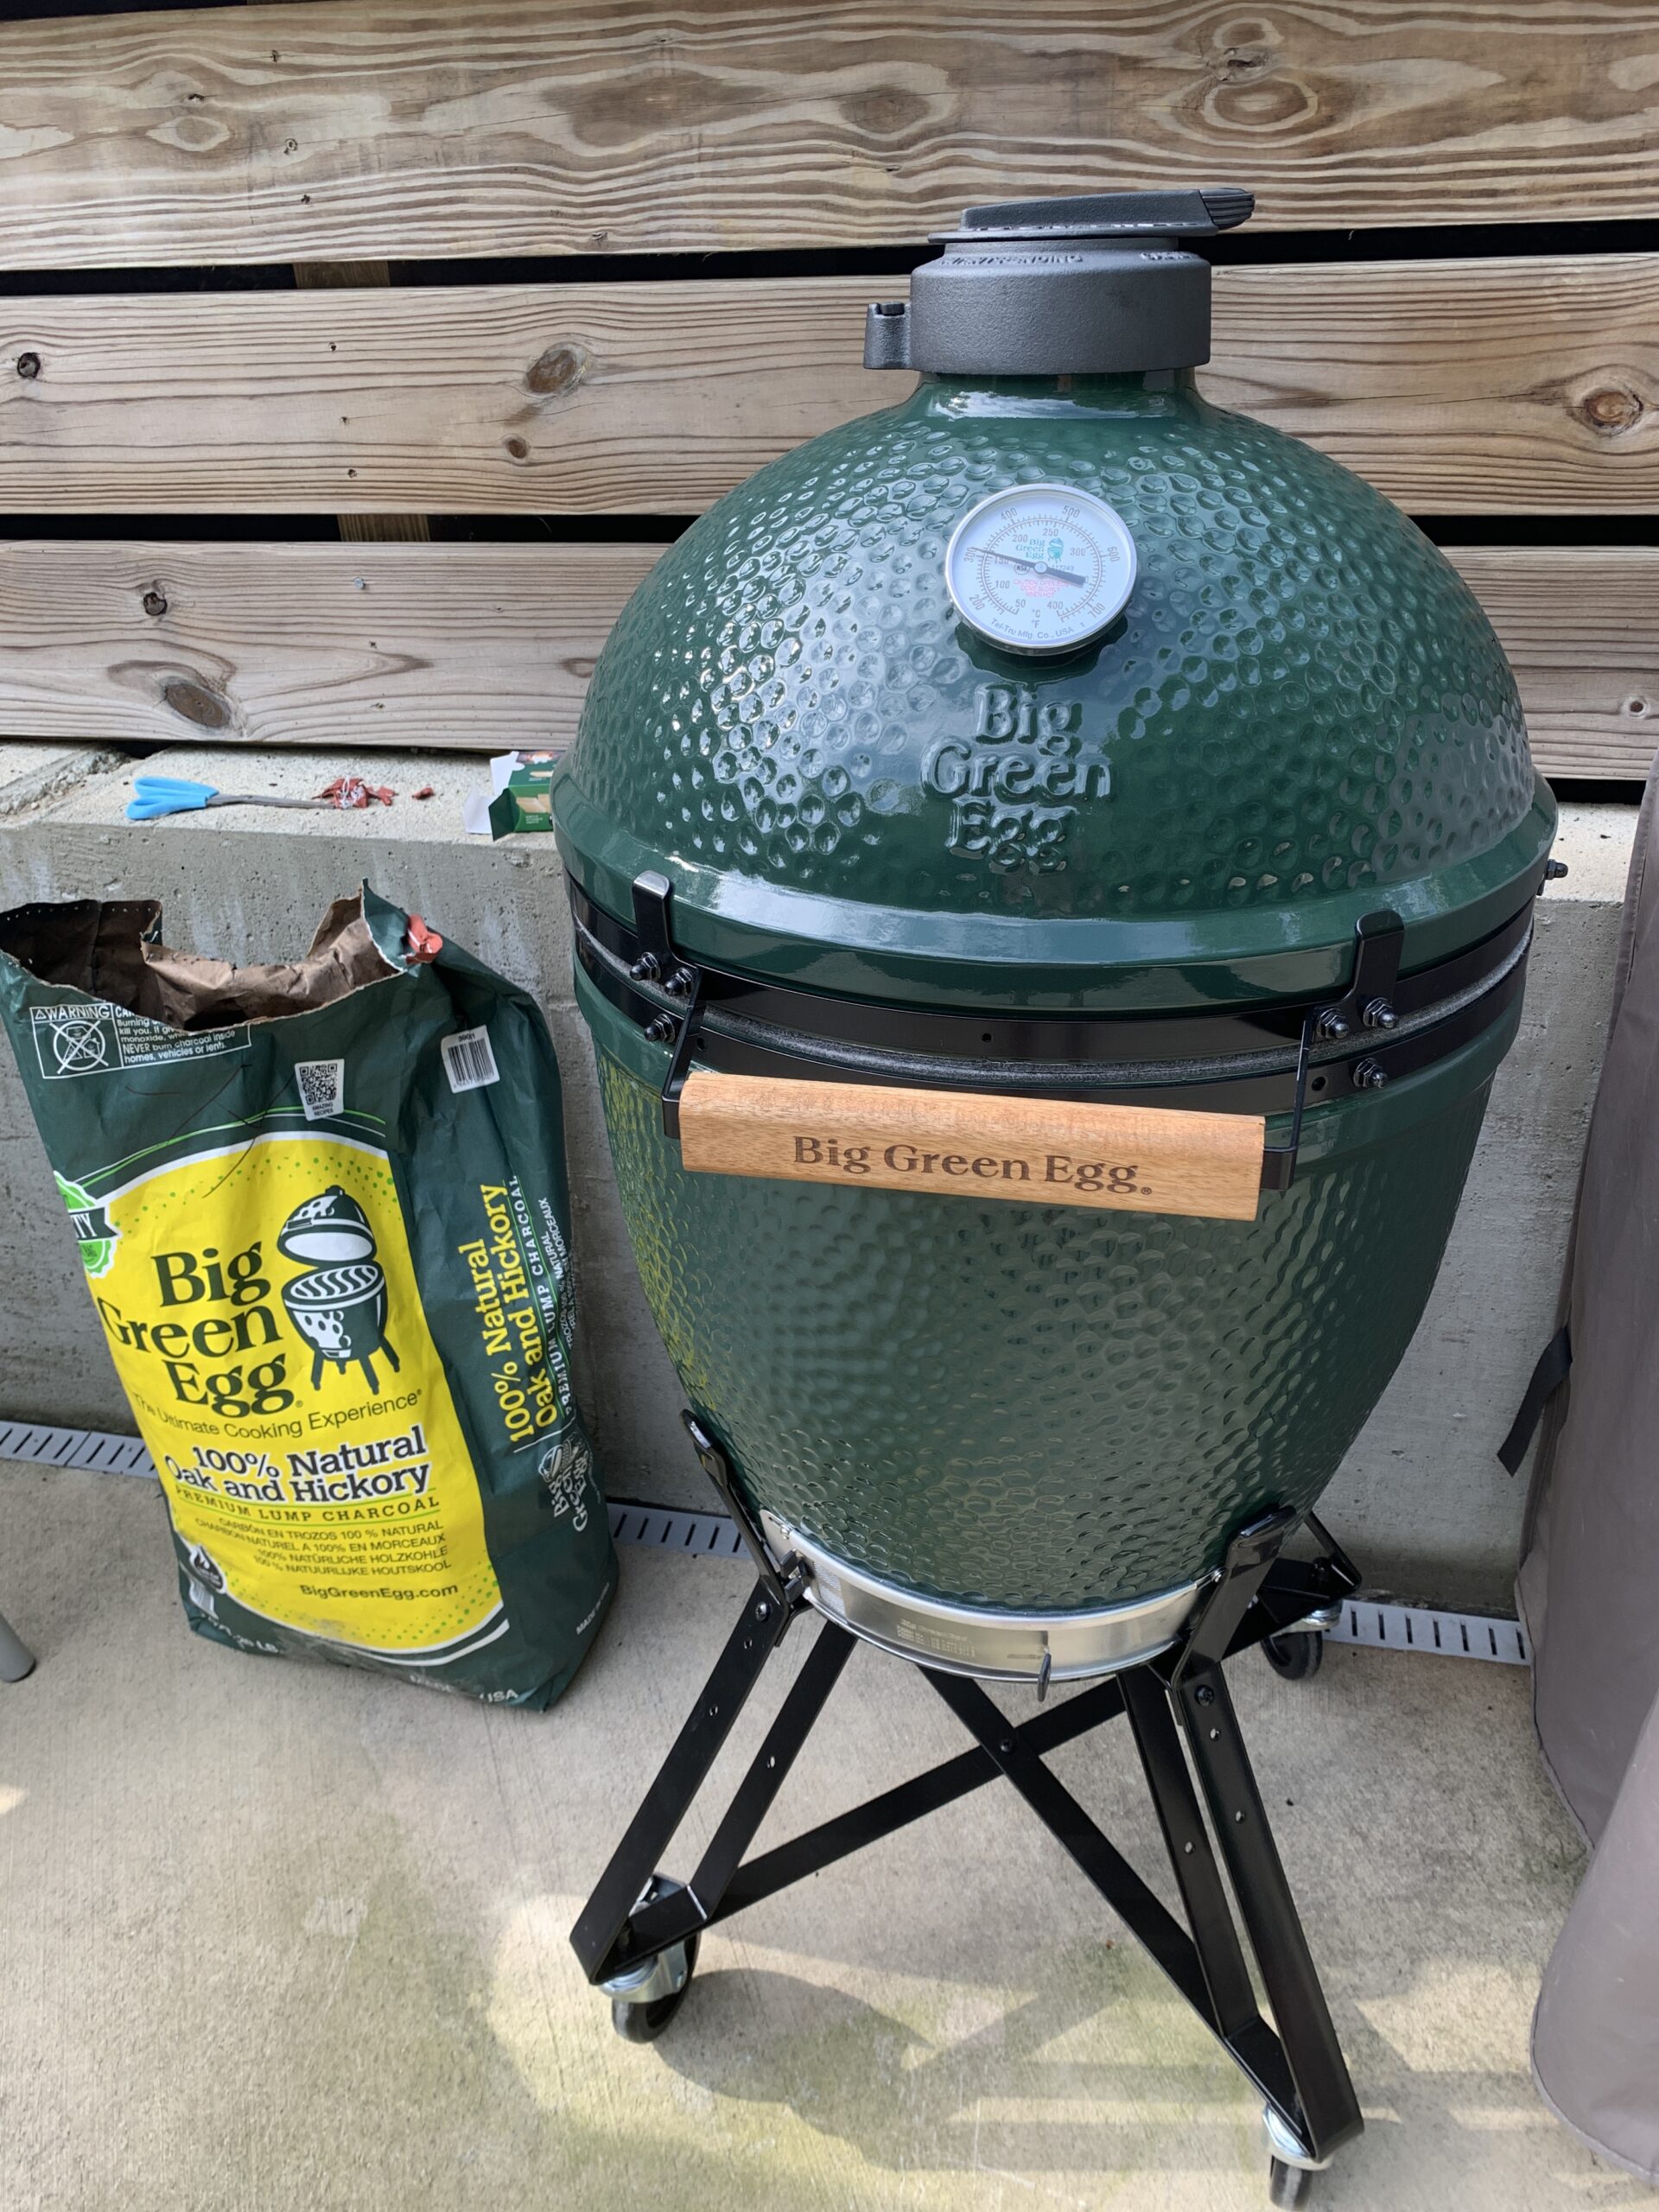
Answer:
944, 482, 1137, 655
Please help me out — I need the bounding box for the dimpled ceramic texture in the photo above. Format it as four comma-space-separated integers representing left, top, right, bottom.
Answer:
568, 376, 1534, 951
598, 1047, 1490, 1610
565, 372, 1539, 1611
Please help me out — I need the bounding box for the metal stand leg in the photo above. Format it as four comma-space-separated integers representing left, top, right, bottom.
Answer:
1173, 1657, 1360, 2169
1168, 1511, 1362, 2173
571, 1488, 1363, 2197
569, 1575, 804, 1987
0, 1607, 35, 1683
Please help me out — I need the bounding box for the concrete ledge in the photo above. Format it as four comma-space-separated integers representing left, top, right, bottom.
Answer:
0, 741, 123, 817
0, 741, 1635, 1604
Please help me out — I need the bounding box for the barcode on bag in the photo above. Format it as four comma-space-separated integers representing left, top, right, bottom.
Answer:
442, 1026, 499, 1093
295, 1058, 344, 1121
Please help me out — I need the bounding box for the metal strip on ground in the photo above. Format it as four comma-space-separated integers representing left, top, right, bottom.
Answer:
606, 1499, 749, 1561
0, 1419, 157, 1478
1323, 1597, 1529, 1665
0, 1421, 1530, 1661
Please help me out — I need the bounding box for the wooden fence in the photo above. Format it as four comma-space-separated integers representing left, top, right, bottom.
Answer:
1, 0, 1656, 776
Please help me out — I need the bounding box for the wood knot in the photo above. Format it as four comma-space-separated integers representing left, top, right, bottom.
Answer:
1580, 385, 1644, 434
162, 677, 231, 731
16, 351, 40, 379
524, 344, 589, 397
141, 588, 168, 619
504, 435, 530, 461
841, 88, 931, 137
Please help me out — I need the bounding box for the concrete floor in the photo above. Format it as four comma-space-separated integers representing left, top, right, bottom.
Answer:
0, 1460, 1638, 2212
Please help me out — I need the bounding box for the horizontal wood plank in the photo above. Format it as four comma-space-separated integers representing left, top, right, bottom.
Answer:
4, 257, 1659, 516
1449, 548, 1659, 781
6, 1, 1659, 268
0, 541, 658, 751
0, 541, 1651, 779
677, 1072, 1268, 1220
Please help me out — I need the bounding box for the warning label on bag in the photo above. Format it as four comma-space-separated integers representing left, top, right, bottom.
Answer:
30, 1002, 251, 1080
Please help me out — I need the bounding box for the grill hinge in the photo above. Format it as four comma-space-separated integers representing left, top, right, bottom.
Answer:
1260, 910, 1404, 1193
630, 872, 706, 1139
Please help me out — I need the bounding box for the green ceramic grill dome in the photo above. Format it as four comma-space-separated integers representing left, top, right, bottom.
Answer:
556, 187, 1554, 1676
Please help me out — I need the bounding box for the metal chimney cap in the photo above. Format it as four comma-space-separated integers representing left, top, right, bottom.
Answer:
939, 185, 1255, 242
866, 186, 1255, 378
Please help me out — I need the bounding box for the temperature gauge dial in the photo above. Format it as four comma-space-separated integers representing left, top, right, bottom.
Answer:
944, 484, 1136, 656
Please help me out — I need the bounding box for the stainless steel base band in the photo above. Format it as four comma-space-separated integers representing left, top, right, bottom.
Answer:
760, 1510, 1203, 1682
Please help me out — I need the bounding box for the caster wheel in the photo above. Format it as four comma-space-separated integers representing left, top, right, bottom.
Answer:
1268, 2155, 1314, 2207
609, 1932, 699, 2043
1262, 1630, 1324, 1682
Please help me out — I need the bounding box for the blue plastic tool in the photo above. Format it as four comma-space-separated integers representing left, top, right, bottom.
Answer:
126, 776, 332, 822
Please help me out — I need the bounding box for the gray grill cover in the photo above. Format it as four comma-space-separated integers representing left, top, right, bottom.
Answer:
1516, 765, 1659, 2183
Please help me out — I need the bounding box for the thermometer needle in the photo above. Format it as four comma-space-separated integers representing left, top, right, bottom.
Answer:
977, 548, 1090, 588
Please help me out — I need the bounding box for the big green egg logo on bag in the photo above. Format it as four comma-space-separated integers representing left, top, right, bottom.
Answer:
56, 1171, 119, 1279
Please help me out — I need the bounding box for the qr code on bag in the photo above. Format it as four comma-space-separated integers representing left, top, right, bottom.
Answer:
295, 1058, 345, 1121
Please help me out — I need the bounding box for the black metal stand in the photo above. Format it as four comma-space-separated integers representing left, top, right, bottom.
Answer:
570, 1468, 1363, 2208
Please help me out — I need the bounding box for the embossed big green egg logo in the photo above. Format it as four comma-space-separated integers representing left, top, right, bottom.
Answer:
924, 682, 1112, 874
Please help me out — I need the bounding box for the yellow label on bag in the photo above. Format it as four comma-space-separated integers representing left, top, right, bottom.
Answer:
88, 1129, 506, 1661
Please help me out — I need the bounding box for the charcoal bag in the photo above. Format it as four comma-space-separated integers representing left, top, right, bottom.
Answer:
0, 886, 614, 1707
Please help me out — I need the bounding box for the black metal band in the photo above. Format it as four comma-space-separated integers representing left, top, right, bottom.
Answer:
569, 877, 1533, 1121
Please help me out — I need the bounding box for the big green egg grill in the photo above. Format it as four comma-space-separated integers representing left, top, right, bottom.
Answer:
564, 189, 1554, 2200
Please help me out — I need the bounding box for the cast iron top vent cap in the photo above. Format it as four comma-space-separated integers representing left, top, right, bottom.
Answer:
864, 187, 1255, 378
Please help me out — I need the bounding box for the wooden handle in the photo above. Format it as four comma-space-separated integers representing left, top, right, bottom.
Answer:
677, 1072, 1264, 1222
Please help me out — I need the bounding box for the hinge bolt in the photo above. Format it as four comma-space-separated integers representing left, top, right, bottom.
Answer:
1314, 1007, 1350, 1041
644, 1014, 676, 1044
629, 953, 661, 982
663, 967, 696, 998
1544, 858, 1569, 880
1353, 1059, 1389, 1090
1362, 997, 1397, 1031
